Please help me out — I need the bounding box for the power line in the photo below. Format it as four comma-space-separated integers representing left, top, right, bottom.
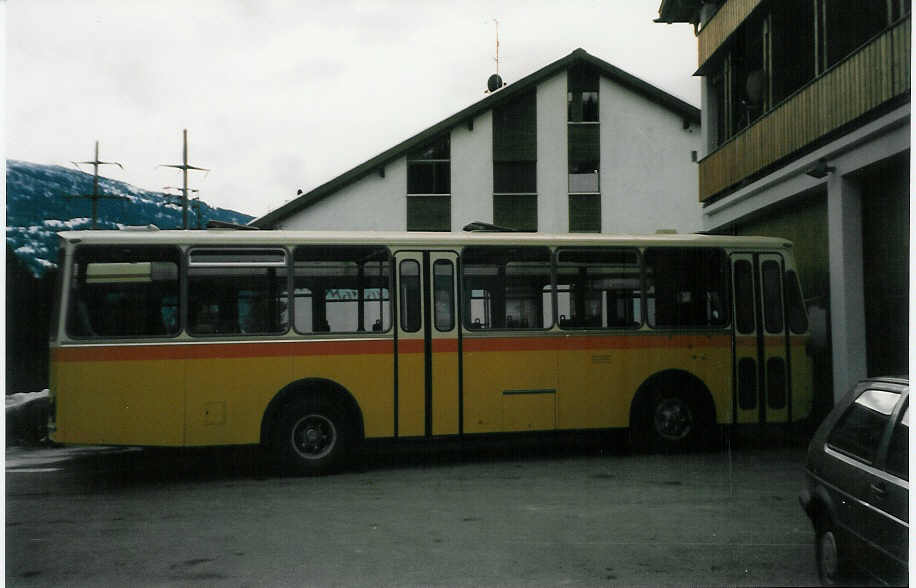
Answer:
66, 141, 128, 229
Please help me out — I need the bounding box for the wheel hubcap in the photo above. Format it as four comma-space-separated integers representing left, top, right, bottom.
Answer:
654, 397, 693, 441
819, 531, 839, 584
291, 414, 336, 460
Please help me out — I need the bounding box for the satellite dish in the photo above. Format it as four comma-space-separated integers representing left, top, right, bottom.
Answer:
487, 73, 504, 93
745, 69, 766, 107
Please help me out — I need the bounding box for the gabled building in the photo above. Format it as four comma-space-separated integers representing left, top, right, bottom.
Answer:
656, 0, 910, 408
252, 48, 701, 235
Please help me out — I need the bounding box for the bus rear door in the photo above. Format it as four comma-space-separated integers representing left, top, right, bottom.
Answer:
731, 253, 790, 424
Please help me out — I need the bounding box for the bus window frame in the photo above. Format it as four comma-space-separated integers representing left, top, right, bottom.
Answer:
460, 245, 554, 332
291, 245, 394, 336
553, 247, 644, 331
643, 246, 732, 331
186, 245, 292, 337
65, 244, 185, 341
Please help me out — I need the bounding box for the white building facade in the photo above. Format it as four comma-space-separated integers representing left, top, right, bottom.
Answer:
253, 49, 701, 235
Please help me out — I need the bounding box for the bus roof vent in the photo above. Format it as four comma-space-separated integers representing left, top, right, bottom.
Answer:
206, 220, 260, 231
119, 224, 160, 231
462, 221, 522, 232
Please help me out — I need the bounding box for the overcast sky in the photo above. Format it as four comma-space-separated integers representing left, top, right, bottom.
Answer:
6, 1, 699, 219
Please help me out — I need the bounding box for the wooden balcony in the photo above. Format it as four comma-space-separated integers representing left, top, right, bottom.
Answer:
699, 16, 911, 202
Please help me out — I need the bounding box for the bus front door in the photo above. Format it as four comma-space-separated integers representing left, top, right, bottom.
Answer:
394, 251, 460, 438
731, 253, 790, 424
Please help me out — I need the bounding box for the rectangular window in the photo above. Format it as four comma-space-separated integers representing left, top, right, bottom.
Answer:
645, 248, 729, 328
407, 135, 450, 231
493, 161, 537, 194
785, 270, 809, 334
822, 0, 888, 68
568, 63, 599, 123
399, 260, 421, 332
493, 92, 537, 163
568, 64, 600, 232
555, 248, 641, 329
493, 194, 538, 232
188, 248, 289, 336
733, 260, 756, 334
828, 388, 900, 464
770, 0, 815, 103
568, 125, 600, 194
462, 246, 552, 330
761, 260, 784, 333
407, 196, 450, 232
67, 246, 181, 339
493, 92, 536, 228
433, 260, 455, 332
568, 194, 601, 233
293, 246, 390, 334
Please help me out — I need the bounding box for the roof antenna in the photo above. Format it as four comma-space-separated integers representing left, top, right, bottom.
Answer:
486, 19, 507, 93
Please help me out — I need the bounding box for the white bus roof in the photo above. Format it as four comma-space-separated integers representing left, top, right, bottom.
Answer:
56, 229, 792, 250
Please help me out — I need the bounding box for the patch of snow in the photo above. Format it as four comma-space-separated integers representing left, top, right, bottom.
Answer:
6, 445, 139, 470
6, 390, 49, 410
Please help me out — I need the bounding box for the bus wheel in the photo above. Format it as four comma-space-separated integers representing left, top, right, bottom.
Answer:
632, 385, 709, 452
273, 400, 350, 475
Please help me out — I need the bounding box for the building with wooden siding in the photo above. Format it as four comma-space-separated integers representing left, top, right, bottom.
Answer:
252, 49, 701, 235
657, 0, 910, 410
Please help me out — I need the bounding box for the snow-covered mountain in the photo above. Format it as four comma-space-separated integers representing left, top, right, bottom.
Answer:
6, 160, 254, 276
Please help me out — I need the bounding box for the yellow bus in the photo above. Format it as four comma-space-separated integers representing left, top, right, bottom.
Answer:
48, 228, 813, 473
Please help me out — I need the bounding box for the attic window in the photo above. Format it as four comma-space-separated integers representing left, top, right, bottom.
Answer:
407, 134, 450, 231
568, 63, 599, 123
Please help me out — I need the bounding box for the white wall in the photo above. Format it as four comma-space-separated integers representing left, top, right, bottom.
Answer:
278, 158, 407, 230
600, 77, 702, 234
536, 73, 569, 233
450, 111, 493, 230
278, 69, 702, 236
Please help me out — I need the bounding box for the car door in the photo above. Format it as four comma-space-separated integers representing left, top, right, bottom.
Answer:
870, 397, 909, 583
822, 385, 903, 572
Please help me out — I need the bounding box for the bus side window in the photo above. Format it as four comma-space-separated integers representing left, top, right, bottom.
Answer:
644, 248, 729, 329
188, 265, 289, 336
461, 246, 552, 330
66, 247, 181, 339
293, 246, 391, 335
555, 248, 641, 329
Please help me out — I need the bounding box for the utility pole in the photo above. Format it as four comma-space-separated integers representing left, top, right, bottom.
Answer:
67, 141, 127, 229
160, 129, 209, 229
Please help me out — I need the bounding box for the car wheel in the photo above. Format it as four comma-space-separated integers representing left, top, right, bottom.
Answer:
816, 519, 846, 586
274, 400, 350, 475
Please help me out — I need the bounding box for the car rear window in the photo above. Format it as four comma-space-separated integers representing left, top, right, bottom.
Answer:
827, 388, 900, 464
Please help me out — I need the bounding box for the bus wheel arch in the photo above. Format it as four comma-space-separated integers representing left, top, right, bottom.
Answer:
629, 369, 716, 452
261, 378, 365, 474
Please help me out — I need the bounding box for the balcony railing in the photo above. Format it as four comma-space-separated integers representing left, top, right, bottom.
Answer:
699, 16, 911, 202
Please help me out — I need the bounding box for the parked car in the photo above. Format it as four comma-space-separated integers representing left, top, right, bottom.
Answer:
800, 376, 908, 585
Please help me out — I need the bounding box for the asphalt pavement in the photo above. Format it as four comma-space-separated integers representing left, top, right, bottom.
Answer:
6, 432, 821, 586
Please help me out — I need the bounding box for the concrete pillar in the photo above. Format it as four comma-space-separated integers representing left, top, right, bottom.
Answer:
826, 173, 867, 402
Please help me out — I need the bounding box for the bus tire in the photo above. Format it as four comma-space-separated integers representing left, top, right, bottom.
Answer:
273, 399, 350, 475
630, 378, 713, 453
